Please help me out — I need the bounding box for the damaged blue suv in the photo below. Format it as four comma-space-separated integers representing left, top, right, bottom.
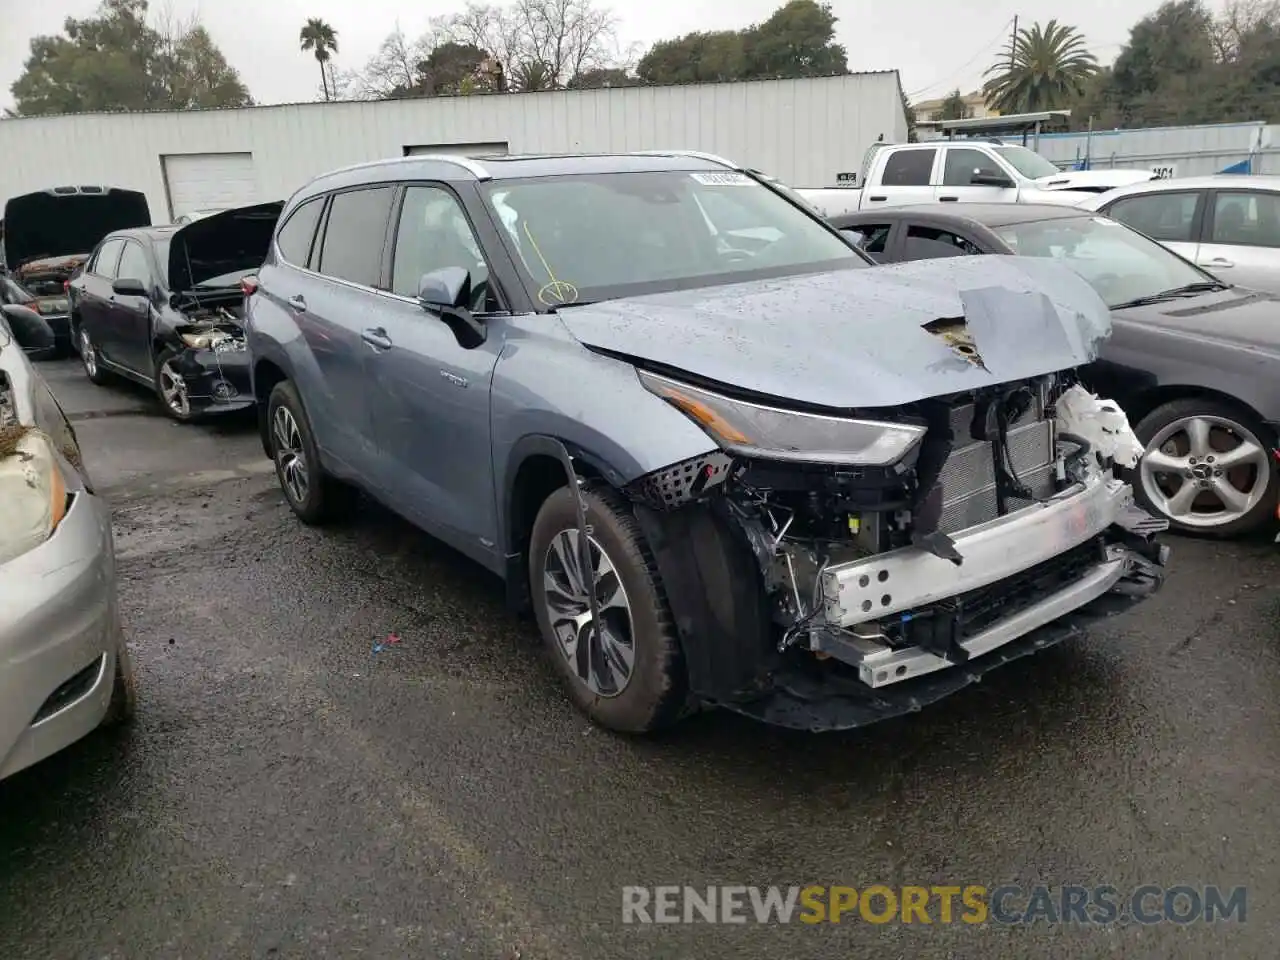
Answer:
245, 151, 1169, 734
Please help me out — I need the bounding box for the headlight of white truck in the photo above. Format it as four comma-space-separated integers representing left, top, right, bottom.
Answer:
638, 370, 927, 466
0, 428, 68, 565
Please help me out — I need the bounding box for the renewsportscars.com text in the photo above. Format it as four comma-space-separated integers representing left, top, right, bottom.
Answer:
621, 884, 1247, 925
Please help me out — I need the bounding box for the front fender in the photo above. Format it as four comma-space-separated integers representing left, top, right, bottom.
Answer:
490, 316, 719, 558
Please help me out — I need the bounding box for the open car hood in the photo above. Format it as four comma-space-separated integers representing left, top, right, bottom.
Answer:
553, 256, 1114, 409
3, 187, 151, 268
168, 201, 283, 293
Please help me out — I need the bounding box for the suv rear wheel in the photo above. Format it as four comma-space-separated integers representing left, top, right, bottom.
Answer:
267, 380, 359, 524
528, 484, 687, 733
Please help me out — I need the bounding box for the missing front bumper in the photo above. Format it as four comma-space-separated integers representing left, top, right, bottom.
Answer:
809, 473, 1166, 689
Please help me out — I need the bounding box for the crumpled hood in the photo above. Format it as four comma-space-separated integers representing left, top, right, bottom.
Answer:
554, 257, 1113, 409
3, 187, 150, 267
168, 201, 283, 293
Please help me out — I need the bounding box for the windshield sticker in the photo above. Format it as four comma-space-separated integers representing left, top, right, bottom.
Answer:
689, 172, 752, 186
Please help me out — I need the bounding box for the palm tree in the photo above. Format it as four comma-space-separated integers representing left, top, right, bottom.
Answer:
299, 19, 339, 101
982, 20, 1098, 115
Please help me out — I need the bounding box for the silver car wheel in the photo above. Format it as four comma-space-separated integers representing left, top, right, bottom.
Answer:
272, 405, 309, 505
542, 528, 635, 698
1139, 413, 1270, 528
80, 329, 98, 377
158, 359, 190, 417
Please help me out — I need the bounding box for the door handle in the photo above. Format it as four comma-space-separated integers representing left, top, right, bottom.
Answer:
287, 295, 307, 311
939, 196, 959, 202
868, 195, 887, 202
1200, 258, 1233, 268
361, 327, 392, 350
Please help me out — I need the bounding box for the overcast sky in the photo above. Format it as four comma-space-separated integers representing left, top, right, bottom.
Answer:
0, 0, 1213, 112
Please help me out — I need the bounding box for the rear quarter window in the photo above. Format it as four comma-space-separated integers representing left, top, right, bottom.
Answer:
275, 197, 326, 267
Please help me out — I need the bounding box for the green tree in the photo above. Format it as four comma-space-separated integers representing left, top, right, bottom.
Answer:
415, 42, 493, 96
637, 0, 847, 84
299, 18, 339, 101
10, 0, 250, 116
982, 19, 1099, 114
931, 88, 972, 121
637, 31, 747, 84
567, 67, 634, 88
1073, 0, 1280, 128
512, 60, 555, 92
742, 0, 848, 78
901, 88, 918, 142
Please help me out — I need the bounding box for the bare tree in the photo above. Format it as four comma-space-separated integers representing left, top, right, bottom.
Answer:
433, 0, 621, 89
358, 25, 432, 98
1209, 0, 1280, 61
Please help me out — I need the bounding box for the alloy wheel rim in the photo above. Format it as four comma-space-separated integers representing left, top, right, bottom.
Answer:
1139, 413, 1270, 528
272, 406, 309, 505
542, 528, 636, 698
158, 360, 190, 417
81, 330, 97, 376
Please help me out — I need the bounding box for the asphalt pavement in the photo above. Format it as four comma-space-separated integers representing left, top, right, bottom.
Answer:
2, 359, 1279, 959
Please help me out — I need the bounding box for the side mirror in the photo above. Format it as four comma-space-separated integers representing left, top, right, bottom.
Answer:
1, 303, 56, 356
970, 170, 1014, 188
112, 277, 149, 297
417, 267, 487, 349
417, 266, 470, 310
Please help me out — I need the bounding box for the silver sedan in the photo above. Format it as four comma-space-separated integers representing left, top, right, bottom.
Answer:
0, 307, 135, 781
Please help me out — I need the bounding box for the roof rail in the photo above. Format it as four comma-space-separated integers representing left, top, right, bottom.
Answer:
322, 153, 491, 181
407, 154, 491, 179
629, 150, 741, 170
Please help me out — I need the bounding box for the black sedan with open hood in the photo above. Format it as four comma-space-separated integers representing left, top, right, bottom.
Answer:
2, 186, 152, 353
67, 201, 283, 422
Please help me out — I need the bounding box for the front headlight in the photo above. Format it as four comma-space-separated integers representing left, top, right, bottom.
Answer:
638, 370, 926, 466
0, 428, 68, 565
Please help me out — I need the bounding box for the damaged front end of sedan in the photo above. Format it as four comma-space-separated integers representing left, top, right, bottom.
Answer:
603, 269, 1169, 731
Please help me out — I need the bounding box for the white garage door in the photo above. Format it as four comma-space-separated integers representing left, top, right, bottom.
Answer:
404, 142, 509, 158
162, 152, 260, 220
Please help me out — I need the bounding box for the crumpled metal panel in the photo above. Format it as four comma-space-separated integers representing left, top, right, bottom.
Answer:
555, 255, 1113, 410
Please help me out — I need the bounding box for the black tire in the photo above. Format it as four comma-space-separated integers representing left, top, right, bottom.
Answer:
266, 379, 359, 525
76, 323, 112, 386
1128, 397, 1278, 538
101, 641, 137, 728
528, 484, 687, 734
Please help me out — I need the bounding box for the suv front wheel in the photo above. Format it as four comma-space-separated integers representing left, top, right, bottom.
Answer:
528, 484, 688, 734
266, 380, 359, 524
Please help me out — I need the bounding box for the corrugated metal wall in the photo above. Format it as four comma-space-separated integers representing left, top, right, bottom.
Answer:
0, 73, 905, 219
1033, 122, 1280, 176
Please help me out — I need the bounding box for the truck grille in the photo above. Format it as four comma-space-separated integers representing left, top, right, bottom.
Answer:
934, 398, 1057, 534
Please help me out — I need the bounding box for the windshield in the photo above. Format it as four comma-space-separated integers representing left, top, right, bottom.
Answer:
992, 146, 1061, 180
993, 215, 1214, 308
481, 171, 863, 306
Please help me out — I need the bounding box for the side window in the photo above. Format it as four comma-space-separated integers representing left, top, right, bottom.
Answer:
943, 148, 1002, 186
880, 149, 936, 187
1106, 192, 1199, 243
317, 186, 396, 287
903, 225, 982, 259
841, 224, 892, 254
1210, 191, 1280, 248
93, 239, 125, 279
390, 185, 493, 309
115, 241, 152, 286
276, 197, 325, 267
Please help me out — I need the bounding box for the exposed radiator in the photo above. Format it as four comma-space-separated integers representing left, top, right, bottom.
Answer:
934, 400, 1057, 534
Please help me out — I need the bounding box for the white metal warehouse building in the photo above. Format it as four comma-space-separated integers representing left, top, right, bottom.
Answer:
0, 73, 906, 222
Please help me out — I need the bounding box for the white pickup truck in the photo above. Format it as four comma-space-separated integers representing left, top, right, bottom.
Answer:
795, 141, 1159, 217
